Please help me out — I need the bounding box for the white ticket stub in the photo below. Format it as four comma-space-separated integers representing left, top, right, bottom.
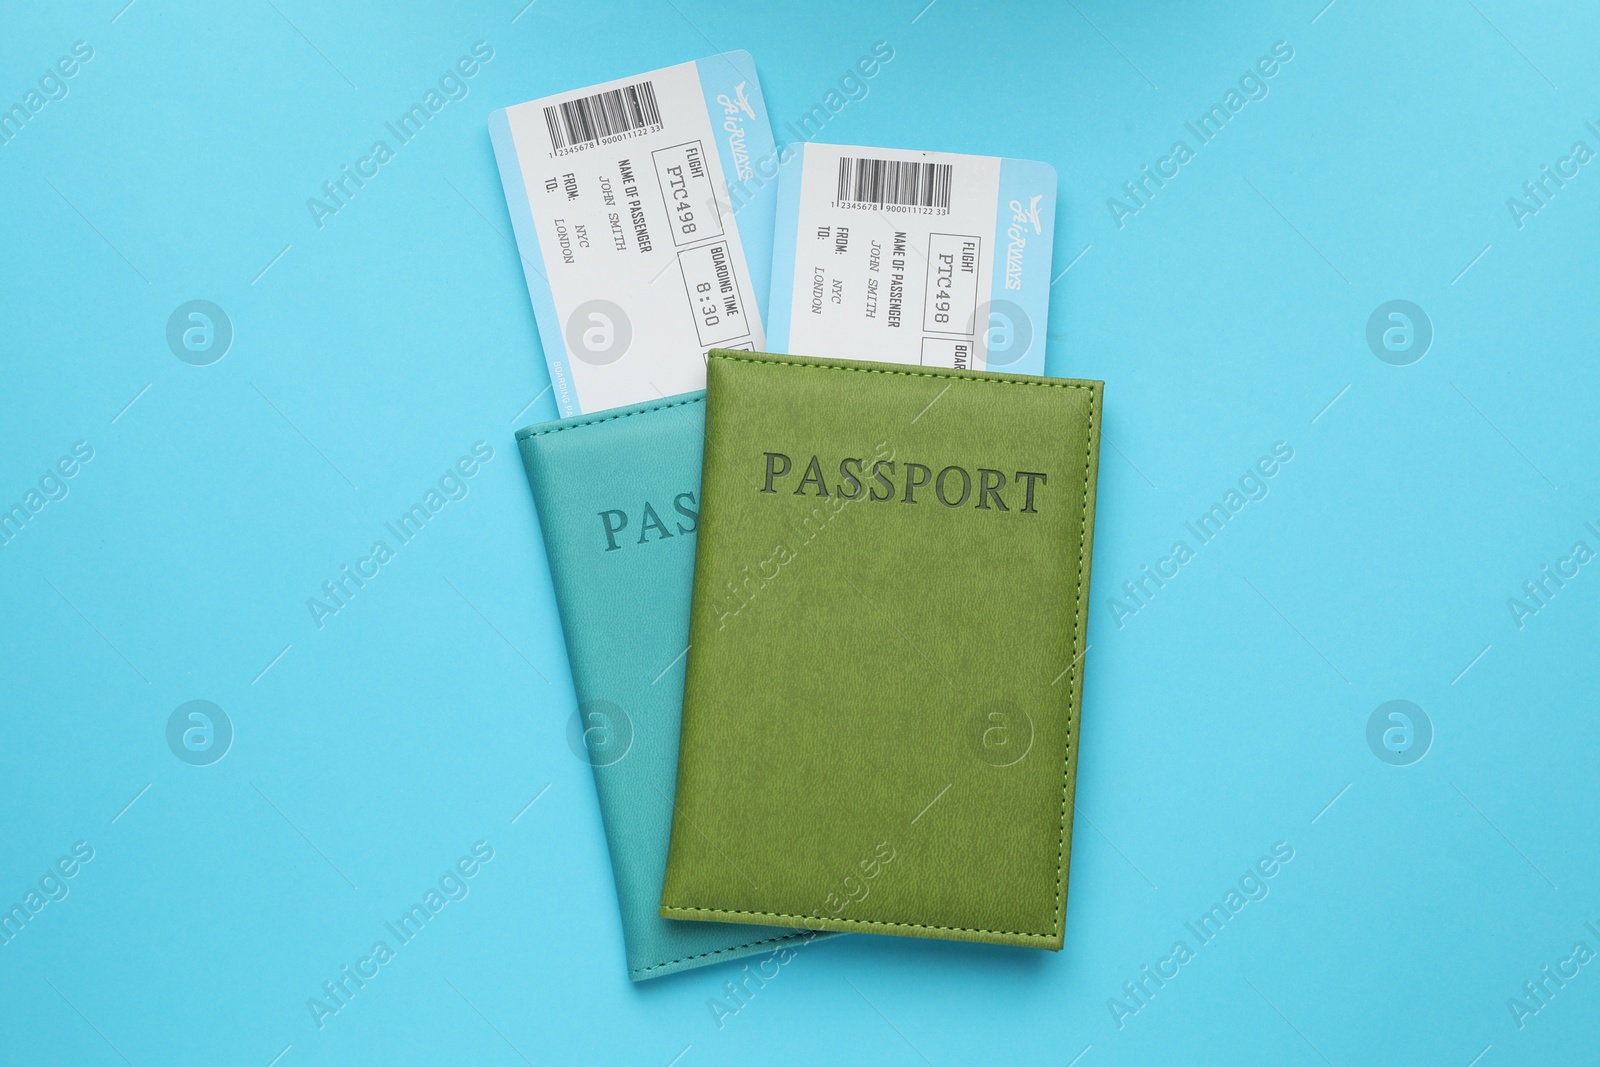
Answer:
490, 52, 776, 416
767, 142, 1057, 375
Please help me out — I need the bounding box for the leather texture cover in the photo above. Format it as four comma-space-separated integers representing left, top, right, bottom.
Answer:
661, 350, 1102, 949
517, 394, 823, 980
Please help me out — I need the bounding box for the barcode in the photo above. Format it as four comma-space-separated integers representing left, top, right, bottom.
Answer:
835, 157, 953, 210
543, 80, 663, 152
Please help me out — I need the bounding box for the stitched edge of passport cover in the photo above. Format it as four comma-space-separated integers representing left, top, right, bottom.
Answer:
517, 394, 824, 978
660, 351, 1102, 948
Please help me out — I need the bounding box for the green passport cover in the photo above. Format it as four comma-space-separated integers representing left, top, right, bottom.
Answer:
660, 350, 1103, 949
517, 395, 822, 980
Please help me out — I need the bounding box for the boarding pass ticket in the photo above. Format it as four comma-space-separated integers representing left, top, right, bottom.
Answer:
766, 142, 1057, 375
490, 53, 777, 417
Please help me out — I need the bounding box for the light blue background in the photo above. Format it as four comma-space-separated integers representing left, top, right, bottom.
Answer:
2, 1, 1596, 1064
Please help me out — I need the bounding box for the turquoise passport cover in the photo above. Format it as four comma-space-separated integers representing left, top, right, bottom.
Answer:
516, 394, 823, 980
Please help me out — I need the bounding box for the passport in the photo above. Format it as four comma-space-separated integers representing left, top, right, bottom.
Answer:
661, 350, 1103, 949
517, 394, 823, 979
